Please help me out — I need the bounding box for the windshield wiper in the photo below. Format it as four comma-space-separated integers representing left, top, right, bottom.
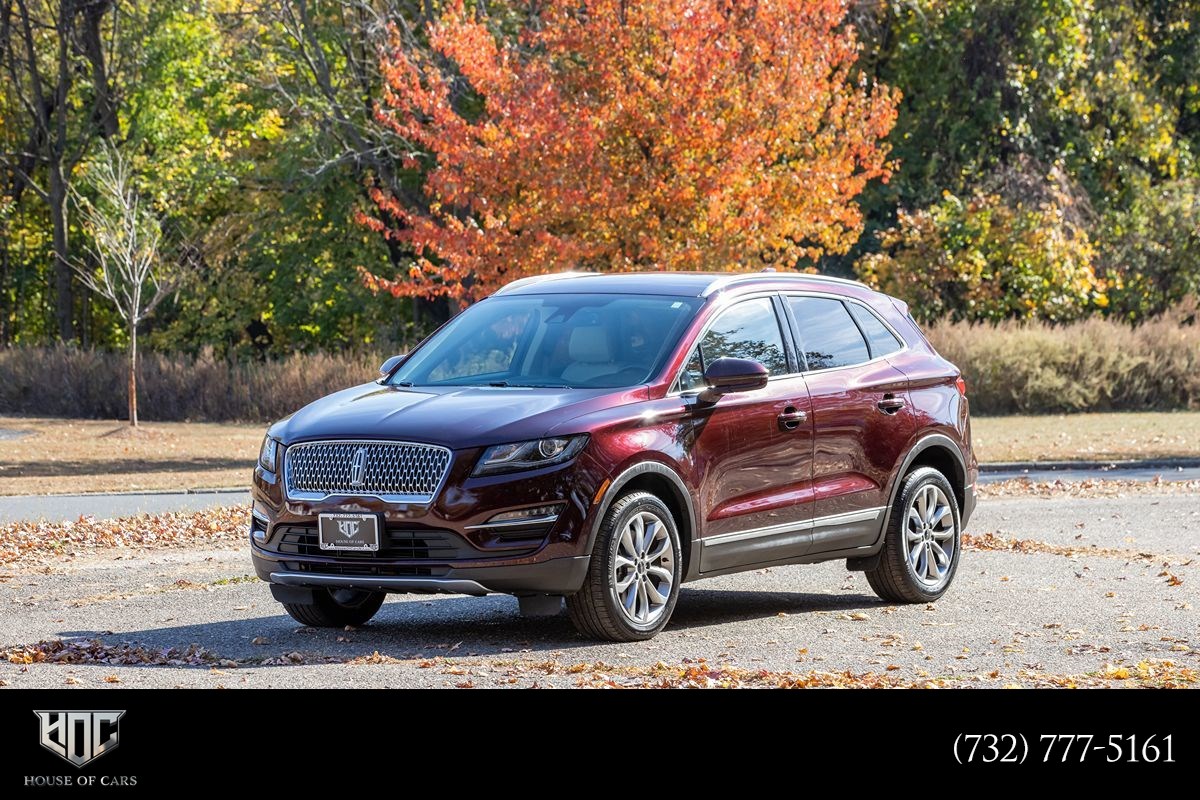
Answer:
488, 381, 572, 389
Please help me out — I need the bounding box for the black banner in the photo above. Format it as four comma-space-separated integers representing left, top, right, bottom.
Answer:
0, 688, 1193, 791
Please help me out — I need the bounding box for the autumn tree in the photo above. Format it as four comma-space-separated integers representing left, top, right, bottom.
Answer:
361, 0, 900, 304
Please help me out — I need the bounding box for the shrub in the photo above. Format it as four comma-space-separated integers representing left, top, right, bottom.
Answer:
0, 347, 382, 423
856, 190, 1104, 324
926, 300, 1200, 414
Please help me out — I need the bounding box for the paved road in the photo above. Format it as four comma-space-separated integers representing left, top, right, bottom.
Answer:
3, 463, 1197, 524
1, 493, 1196, 687
0, 490, 249, 524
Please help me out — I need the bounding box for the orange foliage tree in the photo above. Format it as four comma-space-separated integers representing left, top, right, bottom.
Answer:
360, 0, 900, 304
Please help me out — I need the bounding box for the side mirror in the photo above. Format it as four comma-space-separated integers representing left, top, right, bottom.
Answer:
378, 354, 407, 379
699, 357, 769, 402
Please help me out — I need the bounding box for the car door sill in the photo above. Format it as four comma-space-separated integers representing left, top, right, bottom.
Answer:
699, 506, 884, 572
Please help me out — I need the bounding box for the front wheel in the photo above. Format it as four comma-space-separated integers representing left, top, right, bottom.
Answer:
866, 466, 962, 603
567, 491, 682, 642
281, 587, 386, 627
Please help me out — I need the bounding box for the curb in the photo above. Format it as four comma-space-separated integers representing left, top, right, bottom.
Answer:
0, 487, 248, 501
979, 457, 1200, 473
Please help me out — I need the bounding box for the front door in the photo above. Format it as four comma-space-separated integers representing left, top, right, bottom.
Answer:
785, 295, 916, 553
681, 297, 815, 572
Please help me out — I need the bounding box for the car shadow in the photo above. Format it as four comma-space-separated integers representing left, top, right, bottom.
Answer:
51, 587, 886, 666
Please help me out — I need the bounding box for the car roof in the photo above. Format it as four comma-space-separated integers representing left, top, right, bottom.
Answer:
493, 270, 872, 299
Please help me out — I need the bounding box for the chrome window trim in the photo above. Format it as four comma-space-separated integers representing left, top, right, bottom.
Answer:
282, 439, 454, 505
782, 291, 910, 377
703, 506, 885, 547
666, 289, 912, 396
666, 290, 796, 396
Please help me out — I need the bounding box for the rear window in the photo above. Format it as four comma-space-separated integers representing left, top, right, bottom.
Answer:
788, 296, 869, 370
847, 303, 904, 358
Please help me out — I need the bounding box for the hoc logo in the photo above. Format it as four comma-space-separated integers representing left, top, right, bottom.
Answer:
348, 447, 368, 487
337, 519, 361, 538
34, 711, 125, 768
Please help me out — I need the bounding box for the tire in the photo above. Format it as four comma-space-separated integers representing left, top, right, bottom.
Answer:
567, 491, 682, 642
866, 466, 962, 604
281, 587, 386, 627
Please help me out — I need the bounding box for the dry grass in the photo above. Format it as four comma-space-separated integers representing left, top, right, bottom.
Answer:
927, 300, 1200, 415
0, 416, 260, 495
972, 412, 1200, 463
0, 346, 379, 423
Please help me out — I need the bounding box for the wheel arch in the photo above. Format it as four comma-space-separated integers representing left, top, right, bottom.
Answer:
587, 461, 699, 580
875, 434, 967, 548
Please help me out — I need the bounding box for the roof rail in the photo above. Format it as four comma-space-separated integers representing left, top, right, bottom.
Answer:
493, 271, 600, 295
700, 271, 869, 297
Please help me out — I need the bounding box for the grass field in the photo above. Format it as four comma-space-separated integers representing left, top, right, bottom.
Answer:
1, 412, 1199, 496
0, 417, 260, 495
971, 412, 1200, 463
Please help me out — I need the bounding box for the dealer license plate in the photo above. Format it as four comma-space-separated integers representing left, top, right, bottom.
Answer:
317, 513, 380, 552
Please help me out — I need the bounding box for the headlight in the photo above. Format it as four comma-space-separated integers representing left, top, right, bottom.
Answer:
258, 436, 279, 473
473, 435, 588, 476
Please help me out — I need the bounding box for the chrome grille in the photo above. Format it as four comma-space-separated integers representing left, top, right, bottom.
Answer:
284, 440, 452, 503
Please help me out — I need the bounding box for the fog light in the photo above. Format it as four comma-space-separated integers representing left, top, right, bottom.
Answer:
486, 504, 564, 524
250, 503, 271, 544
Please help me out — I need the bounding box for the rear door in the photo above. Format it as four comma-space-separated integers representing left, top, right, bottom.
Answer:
680, 296, 815, 573
784, 295, 915, 553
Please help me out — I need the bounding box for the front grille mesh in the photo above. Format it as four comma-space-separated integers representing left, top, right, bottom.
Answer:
274, 525, 470, 560
284, 440, 451, 502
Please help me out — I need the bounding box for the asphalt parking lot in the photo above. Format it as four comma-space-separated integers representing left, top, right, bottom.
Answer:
2, 492, 1197, 688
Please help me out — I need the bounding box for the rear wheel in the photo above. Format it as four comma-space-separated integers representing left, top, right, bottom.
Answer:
567, 491, 682, 642
281, 587, 386, 627
866, 466, 961, 603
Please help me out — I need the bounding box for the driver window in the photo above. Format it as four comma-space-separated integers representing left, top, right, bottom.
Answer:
677, 298, 788, 391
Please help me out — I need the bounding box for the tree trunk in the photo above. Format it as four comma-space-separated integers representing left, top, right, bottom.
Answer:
48, 162, 74, 342
128, 320, 138, 427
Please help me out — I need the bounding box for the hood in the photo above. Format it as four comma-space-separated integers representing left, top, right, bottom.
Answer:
272, 382, 642, 449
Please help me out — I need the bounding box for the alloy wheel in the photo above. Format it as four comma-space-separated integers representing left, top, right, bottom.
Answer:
612, 510, 675, 625
905, 484, 956, 587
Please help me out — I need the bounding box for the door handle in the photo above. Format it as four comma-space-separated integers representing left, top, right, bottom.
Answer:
778, 406, 808, 430
877, 395, 906, 414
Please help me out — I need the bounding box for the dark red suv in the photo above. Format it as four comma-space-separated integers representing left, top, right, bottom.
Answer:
250, 271, 976, 641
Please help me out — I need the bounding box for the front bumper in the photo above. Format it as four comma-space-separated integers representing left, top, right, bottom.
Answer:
261, 553, 591, 597
252, 544, 591, 596
250, 445, 608, 597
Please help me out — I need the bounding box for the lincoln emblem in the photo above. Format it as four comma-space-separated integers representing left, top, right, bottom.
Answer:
348, 447, 367, 487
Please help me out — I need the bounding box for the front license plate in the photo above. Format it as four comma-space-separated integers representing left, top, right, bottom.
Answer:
318, 513, 380, 552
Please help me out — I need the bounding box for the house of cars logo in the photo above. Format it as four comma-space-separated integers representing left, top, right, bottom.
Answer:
34, 711, 124, 768
337, 519, 361, 538
348, 447, 367, 487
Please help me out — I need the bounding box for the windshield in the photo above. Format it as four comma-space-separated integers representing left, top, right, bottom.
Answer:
390, 293, 704, 389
